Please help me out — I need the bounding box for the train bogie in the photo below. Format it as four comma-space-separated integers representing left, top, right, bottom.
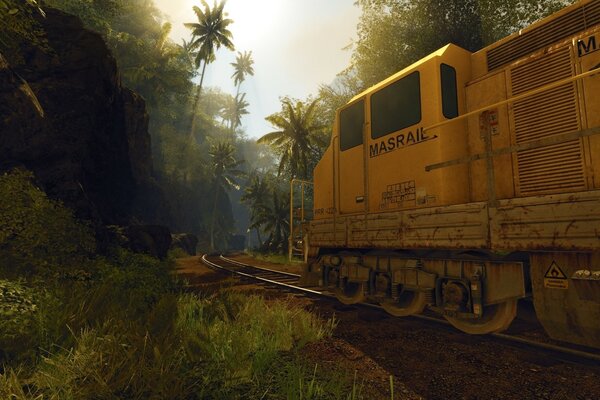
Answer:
303, 0, 600, 348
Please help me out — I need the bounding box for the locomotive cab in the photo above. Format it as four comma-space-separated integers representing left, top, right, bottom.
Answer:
305, 0, 600, 349
313, 44, 473, 220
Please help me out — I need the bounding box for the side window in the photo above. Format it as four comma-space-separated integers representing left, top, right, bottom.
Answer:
371, 71, 421, 139
339, 99, 365, 151
441, 63, 458, 119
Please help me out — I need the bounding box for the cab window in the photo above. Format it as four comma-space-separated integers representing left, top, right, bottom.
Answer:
339, 99, 365, 151
441, 64, 458, 119
371, 71, 421, 139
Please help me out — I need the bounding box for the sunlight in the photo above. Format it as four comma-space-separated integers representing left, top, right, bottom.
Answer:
183, 0, 284, 47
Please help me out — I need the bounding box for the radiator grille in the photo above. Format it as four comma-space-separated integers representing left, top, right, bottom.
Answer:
487, 0, 600, 71
510, 46, 585, 196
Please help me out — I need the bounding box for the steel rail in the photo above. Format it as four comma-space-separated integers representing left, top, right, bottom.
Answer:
201, 255, 321, 296
218, 255, 301, 278
202, 254, 600, 363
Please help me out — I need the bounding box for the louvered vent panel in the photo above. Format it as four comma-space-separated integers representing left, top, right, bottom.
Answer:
487, 0, 600, 71
510, 46, 585, 196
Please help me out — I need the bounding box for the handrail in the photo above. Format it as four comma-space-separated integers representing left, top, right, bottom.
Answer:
289, 178, 313, 261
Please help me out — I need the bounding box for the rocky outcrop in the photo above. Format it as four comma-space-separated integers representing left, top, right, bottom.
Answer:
105, 225, 172, 260
170, 233, 198, 256
0, 8, 163, 225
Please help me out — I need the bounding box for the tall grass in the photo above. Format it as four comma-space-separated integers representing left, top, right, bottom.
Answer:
0, 170, 367, 399
0, 290, 348, 399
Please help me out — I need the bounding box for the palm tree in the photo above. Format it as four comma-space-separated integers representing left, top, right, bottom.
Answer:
230, 50, 254, 96
259, 188, 290, 251
241, 173, 270, 248
181, 38, 198, 70
208, 142, 244, 250
184, 0, 234, 139
258, 98, 328, 180
220, 93, 249, 132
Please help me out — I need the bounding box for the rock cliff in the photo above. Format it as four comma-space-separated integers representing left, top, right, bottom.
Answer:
0, 8, 165, 226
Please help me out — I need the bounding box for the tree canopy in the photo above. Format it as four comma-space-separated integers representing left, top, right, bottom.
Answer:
349, 0, 573, 87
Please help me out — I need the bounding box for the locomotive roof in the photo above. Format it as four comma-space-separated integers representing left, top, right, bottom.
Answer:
347, 43, 464, 105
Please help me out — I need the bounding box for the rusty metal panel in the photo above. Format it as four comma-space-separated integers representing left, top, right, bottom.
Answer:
344, 203, 489, 250
484, 262, 526, 304
491, 190, 600, 250
308, 218, 346, 247
367, 213, 400, 243
348, 215, 368, 243
399, 202, 489, 248
346, 214, 400, 247
530, 252, 600, 348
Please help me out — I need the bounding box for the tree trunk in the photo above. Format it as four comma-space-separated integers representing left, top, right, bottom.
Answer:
210, 183, 218, 250
255, 227, 262, 248
189, 60, 208, 142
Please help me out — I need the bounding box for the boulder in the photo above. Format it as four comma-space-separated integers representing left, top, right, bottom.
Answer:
106, 225, 172, 260
170, 233, 198, 256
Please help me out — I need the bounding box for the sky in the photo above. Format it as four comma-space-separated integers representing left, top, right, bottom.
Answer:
153, 0, 361, 139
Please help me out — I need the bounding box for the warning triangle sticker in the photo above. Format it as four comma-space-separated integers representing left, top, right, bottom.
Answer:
544, 261, 567, 280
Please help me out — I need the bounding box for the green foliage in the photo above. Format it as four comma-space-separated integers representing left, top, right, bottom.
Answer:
177, 291, 336, 393
230, 50, 254, 94
259, 97, 329, 180
0, 280, 43, 361
44, 0, 246, 241
220, 92, 249, 132
185, 0, 235, 140
208, 141, 244, 249
0, 0, 47, 63
184, 0, 235, 70
0, 169, 95, 276
0, 289, 340, 399
275, 362, 365, 400
351, 0, 574, 87
241, 173, 291, 252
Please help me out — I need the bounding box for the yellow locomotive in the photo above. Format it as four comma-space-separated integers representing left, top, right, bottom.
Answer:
301, 0, 600, 348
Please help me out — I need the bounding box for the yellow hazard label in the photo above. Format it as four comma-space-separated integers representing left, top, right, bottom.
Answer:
544, 261, 568, 289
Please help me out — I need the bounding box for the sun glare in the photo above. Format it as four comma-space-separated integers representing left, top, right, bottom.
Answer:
182, 0, 283, 47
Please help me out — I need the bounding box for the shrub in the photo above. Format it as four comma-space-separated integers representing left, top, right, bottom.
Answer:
0, 279, 42, 362
0, 169, 95, 277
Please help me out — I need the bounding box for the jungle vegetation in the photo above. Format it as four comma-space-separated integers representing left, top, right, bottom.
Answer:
0, 0, 576, 397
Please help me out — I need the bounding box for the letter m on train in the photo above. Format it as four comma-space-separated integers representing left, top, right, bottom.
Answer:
577, 35, 597, 57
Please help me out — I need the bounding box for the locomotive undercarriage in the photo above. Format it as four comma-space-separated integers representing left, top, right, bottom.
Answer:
302, 249, 527, 335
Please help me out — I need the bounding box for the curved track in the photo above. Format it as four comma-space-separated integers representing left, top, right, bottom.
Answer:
201, 254, 600, 364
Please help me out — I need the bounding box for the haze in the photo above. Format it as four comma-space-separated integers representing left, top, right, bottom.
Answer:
153, 0, 360, 138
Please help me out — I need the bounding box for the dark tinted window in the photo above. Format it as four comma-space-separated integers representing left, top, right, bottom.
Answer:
441, 64, 458, 119
371, 72, 421, 139
339, 99, 365, 151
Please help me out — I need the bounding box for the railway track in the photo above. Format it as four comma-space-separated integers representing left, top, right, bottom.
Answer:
201, 254, 600, 364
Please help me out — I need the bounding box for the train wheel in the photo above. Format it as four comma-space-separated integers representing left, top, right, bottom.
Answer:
335, 280, 365, 305
444, 299, 517, 334
381, 290, 427, 317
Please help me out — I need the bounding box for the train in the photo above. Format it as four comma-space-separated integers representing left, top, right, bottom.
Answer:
299, 0, 600, 349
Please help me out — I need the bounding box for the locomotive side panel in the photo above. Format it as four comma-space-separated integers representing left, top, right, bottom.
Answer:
465, 72, 515, 201
312, 144, 334, 220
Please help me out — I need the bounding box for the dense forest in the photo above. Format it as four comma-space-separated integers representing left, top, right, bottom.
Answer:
0, 0, 573, 398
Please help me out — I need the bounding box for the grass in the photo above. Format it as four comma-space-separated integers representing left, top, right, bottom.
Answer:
0, 170, 373, 398
0, 281, 372, 399
249, 251, 304, 265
